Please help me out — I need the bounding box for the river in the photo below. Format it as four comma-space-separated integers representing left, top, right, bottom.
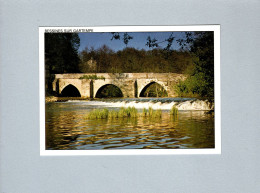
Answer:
45, 98, 215, 150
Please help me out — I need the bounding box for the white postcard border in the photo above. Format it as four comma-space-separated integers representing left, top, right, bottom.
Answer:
39, 25, 221, 156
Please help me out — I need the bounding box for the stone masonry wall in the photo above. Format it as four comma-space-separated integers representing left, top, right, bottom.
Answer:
53, 73, 186, 98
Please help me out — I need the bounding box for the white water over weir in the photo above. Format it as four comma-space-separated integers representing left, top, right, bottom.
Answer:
66, 98, 214, 111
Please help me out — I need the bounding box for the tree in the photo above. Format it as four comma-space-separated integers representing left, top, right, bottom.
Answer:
191, 32, 214, 97
78, 45, 194, 74
45, 33, 80, 95
175, 32, 214, 98
77, 31, 214, 98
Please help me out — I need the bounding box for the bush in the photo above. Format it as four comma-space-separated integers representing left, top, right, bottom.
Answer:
174, 72, 212, 98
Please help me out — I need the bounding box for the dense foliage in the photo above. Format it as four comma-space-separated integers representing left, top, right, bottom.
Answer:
45, 32, 214, 99
78, 46, 194, 74
175, 32, 214, 98
45, 33, 80, 95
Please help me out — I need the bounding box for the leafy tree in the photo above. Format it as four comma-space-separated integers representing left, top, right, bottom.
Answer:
78, 45, 193, 74
52, 31, 214, 99
175, 32, 214, 98
96, 45, 114, 72
79, 47, 96, 73
111, 32, 133, 47
45, 33, 80, 95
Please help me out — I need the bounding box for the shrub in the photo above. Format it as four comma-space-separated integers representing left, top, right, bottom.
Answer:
174, 72, 213, 98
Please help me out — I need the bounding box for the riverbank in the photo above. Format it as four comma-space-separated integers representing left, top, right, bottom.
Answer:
45, 96, 90, 103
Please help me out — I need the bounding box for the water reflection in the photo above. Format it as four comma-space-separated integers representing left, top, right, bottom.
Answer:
46, 103, 214, 150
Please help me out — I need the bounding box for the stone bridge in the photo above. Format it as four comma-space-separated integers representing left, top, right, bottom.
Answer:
52, 73, 186, 98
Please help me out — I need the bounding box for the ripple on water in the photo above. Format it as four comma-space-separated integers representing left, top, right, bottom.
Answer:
46, 102, 215, 150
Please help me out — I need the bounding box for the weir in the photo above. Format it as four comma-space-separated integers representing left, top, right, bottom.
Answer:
66, 99, 213, 111
52, 73, 186, 98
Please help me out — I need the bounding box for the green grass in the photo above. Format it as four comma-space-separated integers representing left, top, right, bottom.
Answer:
151, 109, 162, 118
170, 105, 178, 115
86, 107, 162, 120
142, 108, 148, 117
110, 107, 138, 119
86, 108, 109, 119
142, 107, 162, 118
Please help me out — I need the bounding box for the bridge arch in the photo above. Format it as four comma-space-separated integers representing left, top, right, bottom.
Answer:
95, 84, 124, 98
53, 73, 186, 98
60, 84, 81, 97
139, 81, 168, 97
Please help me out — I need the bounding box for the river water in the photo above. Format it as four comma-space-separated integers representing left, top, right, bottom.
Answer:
45, 98, 215, 150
